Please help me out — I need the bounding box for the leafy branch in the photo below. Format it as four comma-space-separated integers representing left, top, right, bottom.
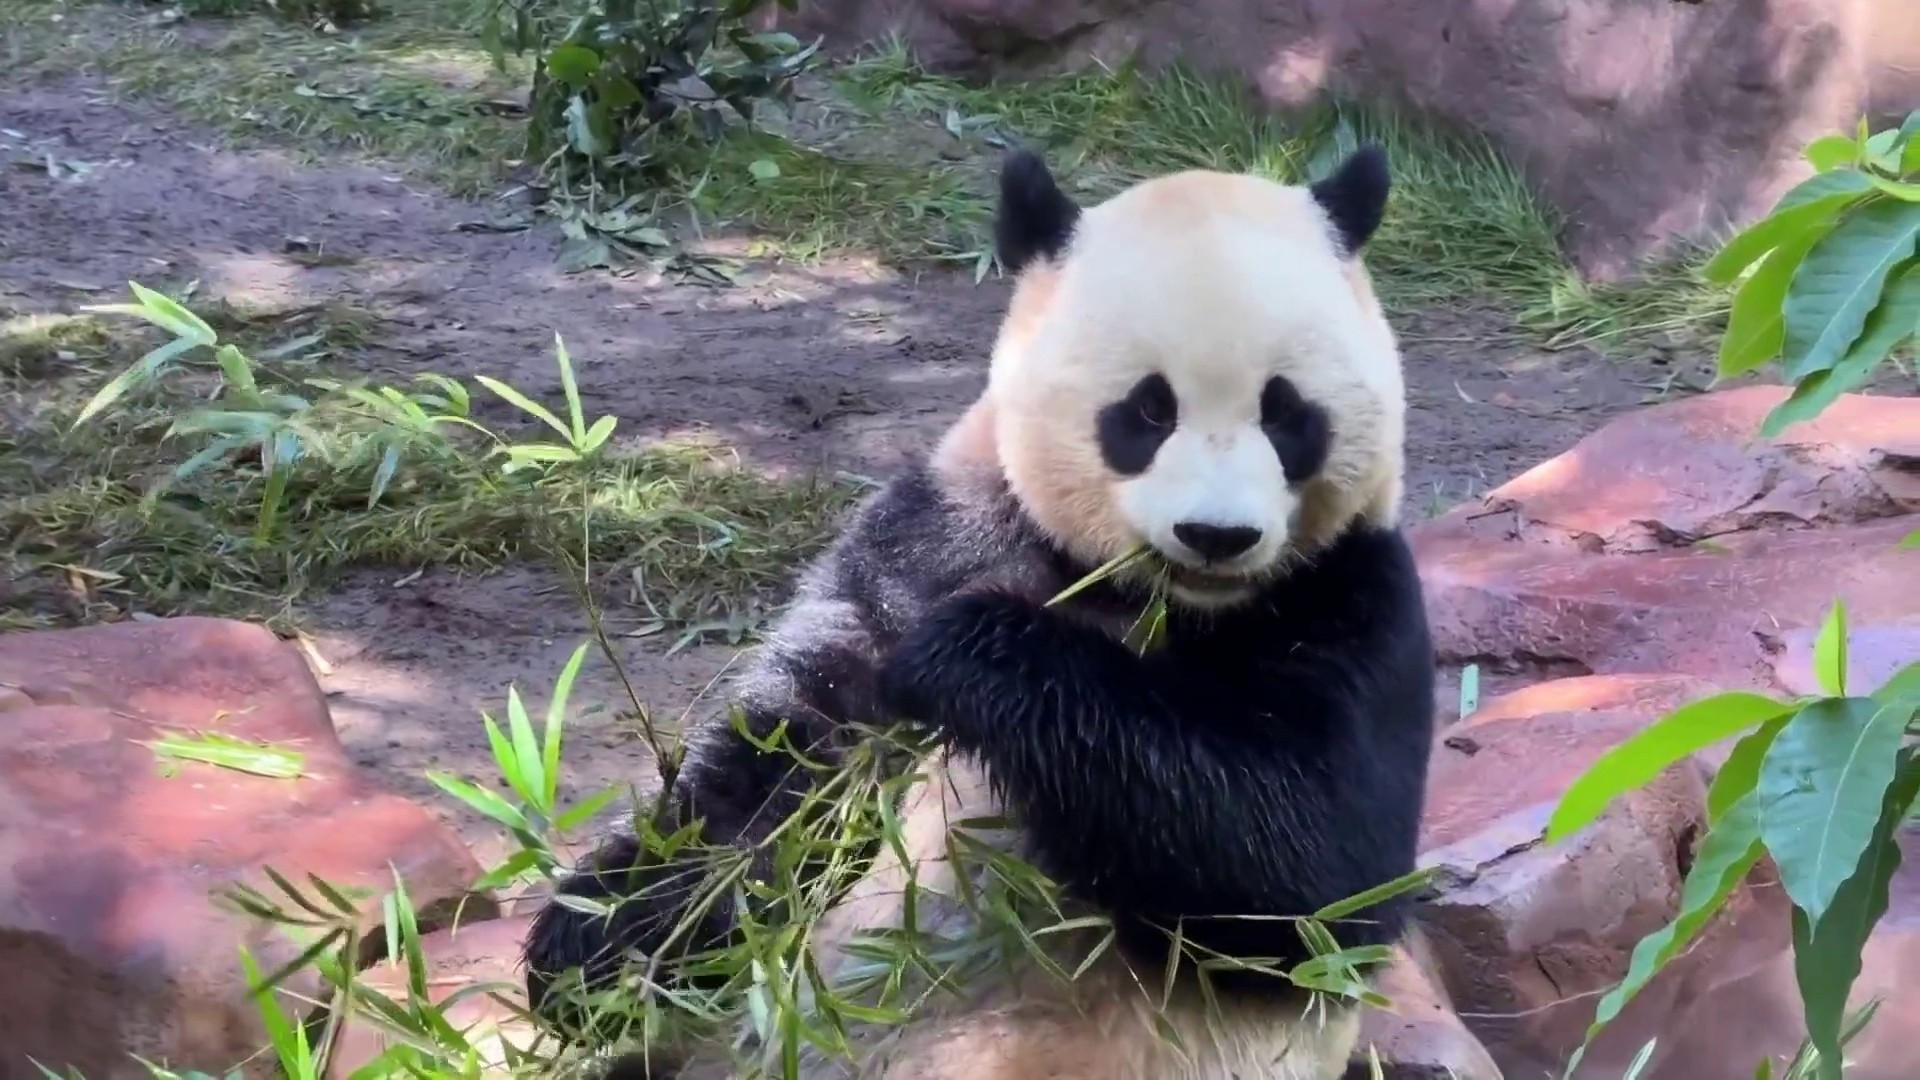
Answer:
1551, 109, 1920, 1079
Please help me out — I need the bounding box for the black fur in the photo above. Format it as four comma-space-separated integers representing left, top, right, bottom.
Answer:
879, 523, 1433, 988
995, 150, 1081, 274
1095, 372, 1178, 476
1310, 144, 1391, 256
525, 452, 1435, 1019
523, 468, 1096, 1023
1260, 374, 1332, 483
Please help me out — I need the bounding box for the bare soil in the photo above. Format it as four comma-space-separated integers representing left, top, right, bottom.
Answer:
1, 85, 1684, 867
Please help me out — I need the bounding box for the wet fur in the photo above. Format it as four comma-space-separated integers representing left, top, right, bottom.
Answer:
527, 148, 1433, 1079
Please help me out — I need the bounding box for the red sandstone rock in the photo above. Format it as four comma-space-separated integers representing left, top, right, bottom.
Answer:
1410, 389, 1920, 693
329, 915, 536, 1077
780, 1, 1910, 276
1581, 832, 1920, 1080
0, 618, 492, 1079
1415, 674, 1734, 1076
1349, 938, 1502, 1080
1412, 387, 1919, 556
1770, 622, 1920, 699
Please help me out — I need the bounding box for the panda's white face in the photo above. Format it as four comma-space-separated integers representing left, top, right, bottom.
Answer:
985, 153, 1406, 609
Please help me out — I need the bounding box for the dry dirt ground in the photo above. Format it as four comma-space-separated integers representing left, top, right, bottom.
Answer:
2, 82, 1691, 872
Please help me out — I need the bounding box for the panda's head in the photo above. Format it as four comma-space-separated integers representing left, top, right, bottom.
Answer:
977, 147, 1405, 610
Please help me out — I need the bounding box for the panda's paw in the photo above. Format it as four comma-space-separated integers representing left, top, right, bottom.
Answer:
523, 884, 625, 1034
522, 834, 677, 1034
879, 590, 1051, 724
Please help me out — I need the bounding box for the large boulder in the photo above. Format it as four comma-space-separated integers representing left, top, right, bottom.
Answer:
1412, 387, 1919, 692
1414, 673, 1731, 1076
1348, 937, 1502, 1080
1403, 388, 1920, 1078
780, 0, 1914, 277
1635, 833, 1920, 1079
329, 914, 537, 1077
0, 618, 492, 1078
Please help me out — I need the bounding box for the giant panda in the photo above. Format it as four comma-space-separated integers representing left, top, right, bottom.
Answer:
525, 143, 1436, 1080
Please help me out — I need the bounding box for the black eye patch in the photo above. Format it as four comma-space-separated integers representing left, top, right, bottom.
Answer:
1096, 373, 1177, 476
1260, 376, 1331, 482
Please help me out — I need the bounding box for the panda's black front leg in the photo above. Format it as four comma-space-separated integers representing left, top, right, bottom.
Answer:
877, 589, 1427, 977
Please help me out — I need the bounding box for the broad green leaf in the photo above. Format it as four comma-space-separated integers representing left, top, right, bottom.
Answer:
1780, 198, 1920, 381
1760, 262, 1920, 436
1710, 716, 1790, 822
1791, 753, 1920, 1079
1757, 697, 1909, 922
1547, 692, 1797, 842
1903, 530, 1920, 550
1706, 193, 1857, 283
1773, 169, 1875, 214
545, 44, 601, 87
1904, 136, 1920, 177
1719, 225, 1830, 376
1803, 134, 1859, 173
476, 375, 570, 439
1864, 129, 1902, 172
1873, 662, 1920, 705
1813, 600, 1850, 696
1867, 175, 1920, 202
1564, 793, 1764, 1078
749, 158, 782, 182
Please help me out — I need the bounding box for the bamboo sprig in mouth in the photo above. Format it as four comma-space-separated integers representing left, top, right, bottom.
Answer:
1044, 543, 1169, 655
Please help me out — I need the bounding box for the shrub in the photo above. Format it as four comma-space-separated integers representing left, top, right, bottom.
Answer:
165, 0, 382, 29
482, 0, 818, 180
1551, 110, 1920, 1080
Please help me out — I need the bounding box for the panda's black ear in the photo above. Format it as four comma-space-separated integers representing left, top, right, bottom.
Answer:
1309, 144, 1389, 256
996, 150, 1080, 275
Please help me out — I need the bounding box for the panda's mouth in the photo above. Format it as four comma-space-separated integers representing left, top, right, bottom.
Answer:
1151, 554, 1262, 599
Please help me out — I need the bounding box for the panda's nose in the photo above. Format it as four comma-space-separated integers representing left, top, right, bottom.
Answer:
1172, 522, 1262, 562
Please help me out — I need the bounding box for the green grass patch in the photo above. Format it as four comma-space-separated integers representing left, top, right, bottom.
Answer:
8, 0, 527, 196
0, 304, 859, 634
673, 46, 1727, 344
7, 4, 1722, 345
